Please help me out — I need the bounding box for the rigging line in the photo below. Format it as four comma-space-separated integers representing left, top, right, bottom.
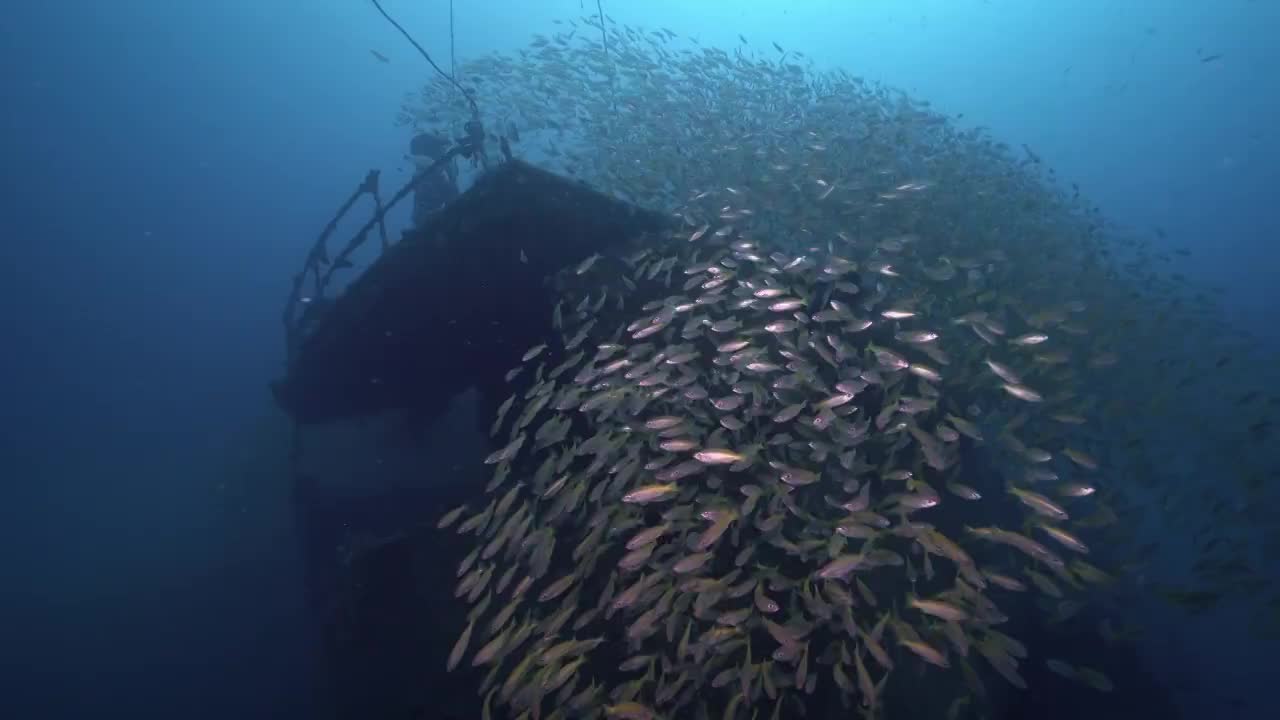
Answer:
595, 0, 609, 60
449, 0, 456, 80
596, 0, 616, 112
368, 0, 477, 116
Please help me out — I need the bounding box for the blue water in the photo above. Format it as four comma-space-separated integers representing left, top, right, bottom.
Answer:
2, 1, 1275, 718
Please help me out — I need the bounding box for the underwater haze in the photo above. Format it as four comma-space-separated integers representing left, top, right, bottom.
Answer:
1, 1, 1276, 719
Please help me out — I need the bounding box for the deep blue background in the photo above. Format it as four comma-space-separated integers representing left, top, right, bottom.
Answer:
1, 1, 1274, 717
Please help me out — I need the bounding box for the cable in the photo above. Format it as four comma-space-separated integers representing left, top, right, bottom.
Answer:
596, 0, 609, 60
449, 0, 456, 80
369, 0, 477, 117
597, 0, 616, 113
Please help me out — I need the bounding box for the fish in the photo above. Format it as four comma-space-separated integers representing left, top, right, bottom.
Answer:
983, 358, 1022, 384
405, 19, 1258, 719
946, 482, 981, 500
1074, 667, 1114, 692
627, 520, 670, 548
605, 702, 659, 719
1009, 333, 1049, 346
1001, 383, 1044, 402
1062, 448, 1099, 470
817, 554, 865, 579
908, 596, 969, 622
623, 484, 679, 504
538, 572, 577, 602
660, 438, 698, 452
695, 448, 748, 465
1046, 658, 1075, 678
673, 551, 712, 573
1009, 488, 1069, 520
447, 619, 473, 671
471, 628, 507, 667
483, 433, 525, 465
437, 504, 468, 529
896, 330, 939, 344
946, 415, 984, 441
1037, 523, 1090, 554
899, 639, 949, 667
983, 571, 1027, 592
1057, 483, 1096, 497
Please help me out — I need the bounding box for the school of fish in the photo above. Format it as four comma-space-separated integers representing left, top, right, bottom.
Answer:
410, 12, 1280, 720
